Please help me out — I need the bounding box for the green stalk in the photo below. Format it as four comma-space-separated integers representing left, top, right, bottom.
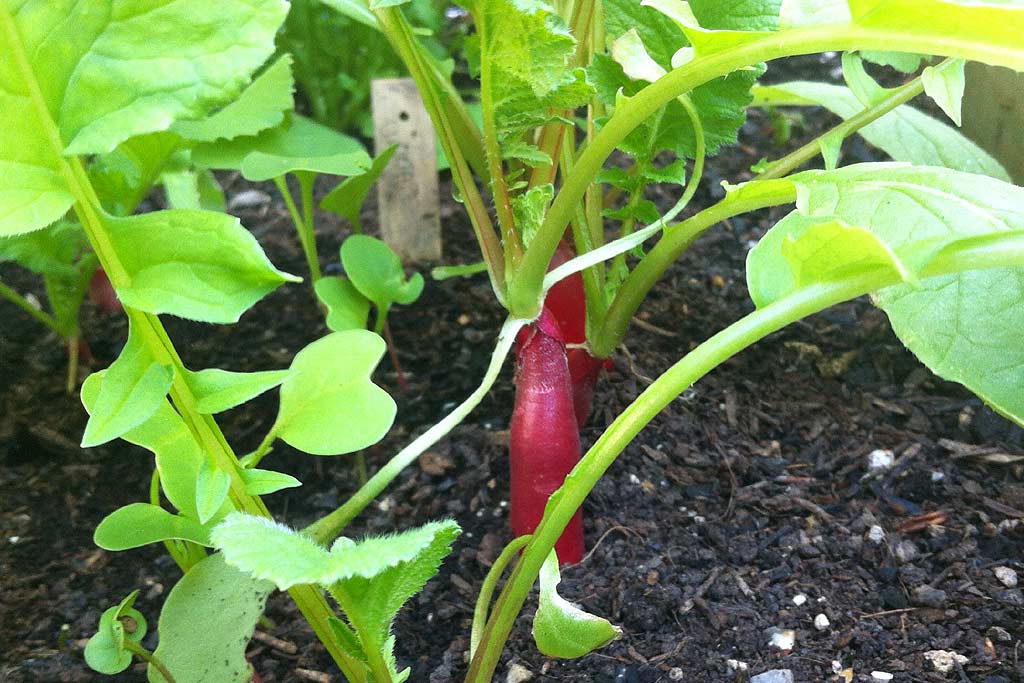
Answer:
591, 179, 797, 357
123, 640, 177, 683
470, 535, 532, 660
374, 8, 506, 299
275, 175, 321, 284
0, 279, 63, 334
305, 318, 526, 544
755, 60, 946, 180
506, 25, 1020, 317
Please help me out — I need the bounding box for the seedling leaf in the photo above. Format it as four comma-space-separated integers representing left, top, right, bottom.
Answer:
172, 55, 296, 143
105, 209, 299, 323
241, 468, 303, 496
85, 591, 148, 675
81, 320, 174, 448
94, 503, 212, 550
341, 235, 425, 310
275, 330, 396, 455
195, 459, 231, 525
320, 146, 397, 232
315, 277, 372, 332
533, 551, 620, 658
184, 368, 291, 414
148, 553, 272, 683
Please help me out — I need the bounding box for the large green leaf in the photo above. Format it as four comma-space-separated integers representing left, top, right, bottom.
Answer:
148, 553, 272, 683
533, 551, 620, 658
274, 330, 396, 456
750, 82, 1009, 180
94, 503, 211, 550
104, 209, 299, 323
0, 0, 287, 236
747, 163, 1024, 426
191, 114, 370, 181
171, 55, 295, 143
81, 319, 174, 447
688, 0, 781, 30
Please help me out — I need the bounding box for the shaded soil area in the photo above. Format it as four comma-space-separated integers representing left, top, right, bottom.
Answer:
2, 57, 1023, 683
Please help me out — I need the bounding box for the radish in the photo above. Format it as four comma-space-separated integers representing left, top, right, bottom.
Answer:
88, 267, 122, 314
508, 311, 584, 564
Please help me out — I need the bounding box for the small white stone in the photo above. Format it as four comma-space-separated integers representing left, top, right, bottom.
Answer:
750, 670, 794, 683
629, 473, 641, 485
768, 629, 796, 651
924, 650, 968, 674
895, 539, 918, 563
814, 613, 830, 631
931, 470, 945, 482
227, 189, 271, 211
668, 668, 685, 680
831, 661, 843, 675
994, 566, 1019, 588
8, 536, 20, 544
871, 672, 894, 681
868, 449, 895, 470
693, 516, 706, 524
792, 594, 808, 606
868, 525, 886, 544
725, 659, 749, 672
506, 663, 533, 683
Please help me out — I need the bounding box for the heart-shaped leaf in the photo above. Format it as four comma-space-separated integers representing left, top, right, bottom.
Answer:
315, 277, 371, 332
274, 330, 396, 455
341, 235, 424, 311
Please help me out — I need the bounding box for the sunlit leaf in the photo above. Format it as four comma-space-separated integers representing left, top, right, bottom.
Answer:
94, 503, 212, 550
533, 551, 620, 658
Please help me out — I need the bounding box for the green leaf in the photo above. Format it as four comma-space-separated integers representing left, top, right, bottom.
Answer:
319, 0, 383, 28
751, 82, 1009, 180
513, 184, 554, 248
94, 503, 212, 550
687, 0, 781, 30
81, 372, 204, 519
341, 235, 425, 310
213, 514, 459, 590
104, 209, 299, 323
161, 168, 227, 212
860, 50, 925, 73
605, 0, 687, 66
842, 52, 887, 106
195, 459, 231, 525
778, 0, 850, 27
241, 469, 302, 496
90, 133, 182, 217
192, 114, 371, 181
0, 0, 286, 235
85, 592, 148, 675
171, 55, 295, 143
81, 319, 174, 448
0, 220, 88, 280
183, 368, 291, 414
320, 146, 397, 232
330, 520, 460, 656
315, 277, 371, 332
533, 551, 620, 658
921, 58, 966, 127
274, 330, 396, 456
148, 553, 272, 683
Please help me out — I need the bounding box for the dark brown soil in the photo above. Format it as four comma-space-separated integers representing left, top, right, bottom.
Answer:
2, 57, 1023, 683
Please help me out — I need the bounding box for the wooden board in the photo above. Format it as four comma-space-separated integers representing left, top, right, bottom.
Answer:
371, 77, 442, 262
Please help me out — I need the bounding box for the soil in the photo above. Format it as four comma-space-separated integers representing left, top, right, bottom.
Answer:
2, 56, 1023, 683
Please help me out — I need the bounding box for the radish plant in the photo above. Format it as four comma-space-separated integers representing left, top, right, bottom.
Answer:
5, 1, 1024, 682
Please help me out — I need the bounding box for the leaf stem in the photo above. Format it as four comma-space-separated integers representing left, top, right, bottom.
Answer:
0, 279, 63, 334
469, 534, 531, 660
305, 318, 526, 544
756, 60, 948, 180
122, 639, 177, 683
275, 175, 321, 284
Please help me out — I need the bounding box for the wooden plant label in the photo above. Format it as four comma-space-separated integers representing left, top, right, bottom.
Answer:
371, 77, 442, 262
